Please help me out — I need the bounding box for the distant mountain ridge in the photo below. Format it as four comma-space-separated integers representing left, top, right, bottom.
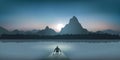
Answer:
0, 16, 120, 35
37, 26, 57, 35
0, 26, 9, 34
96, 29, 120, 35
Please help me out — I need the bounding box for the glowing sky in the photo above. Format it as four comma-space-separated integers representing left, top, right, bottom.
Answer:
0, 0, 120, 32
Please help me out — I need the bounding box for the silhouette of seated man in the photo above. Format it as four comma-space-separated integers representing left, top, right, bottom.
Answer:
54, 46, 61, 53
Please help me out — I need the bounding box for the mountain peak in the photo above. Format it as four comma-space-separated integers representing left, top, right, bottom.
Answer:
69, 16, 79, 24
60, 16, 88, 34
38, 26, 57, 35
45, 26, 50, 30
72, 16, 77, 19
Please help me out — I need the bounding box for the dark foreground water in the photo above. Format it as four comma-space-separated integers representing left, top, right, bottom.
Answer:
0, 39, 120, 60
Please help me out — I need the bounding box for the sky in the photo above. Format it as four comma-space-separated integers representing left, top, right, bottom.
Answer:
0, 0, 120, 32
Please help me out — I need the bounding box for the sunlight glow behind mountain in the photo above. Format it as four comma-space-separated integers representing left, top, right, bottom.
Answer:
56, 24, 64, 32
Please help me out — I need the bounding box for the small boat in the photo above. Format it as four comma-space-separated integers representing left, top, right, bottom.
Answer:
47, 46, 69, 60
38, 46, 70, 60
53, 46, 61, 56
54, 46, 61, 52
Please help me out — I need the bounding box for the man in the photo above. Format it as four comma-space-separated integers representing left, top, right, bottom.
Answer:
54, 46, 61, 53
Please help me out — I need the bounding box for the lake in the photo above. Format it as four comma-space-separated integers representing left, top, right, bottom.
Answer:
0, 39, 120, 60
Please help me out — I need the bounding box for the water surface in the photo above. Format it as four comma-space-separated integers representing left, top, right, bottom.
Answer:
0, 39, 120, 60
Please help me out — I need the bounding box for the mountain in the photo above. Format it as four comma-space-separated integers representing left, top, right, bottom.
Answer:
97, 29, 120, 35
11, 29, 24, 34
38, 26, 57, 35
0, 26, 9, 35
60, 16, 88, 34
